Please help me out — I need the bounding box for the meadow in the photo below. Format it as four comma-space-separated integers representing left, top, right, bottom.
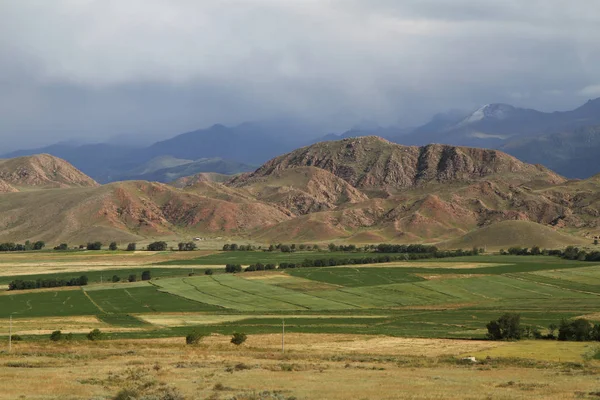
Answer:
1, 250, 600, 398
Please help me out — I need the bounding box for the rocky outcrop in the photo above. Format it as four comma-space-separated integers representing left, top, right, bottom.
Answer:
234, 137, 565, 192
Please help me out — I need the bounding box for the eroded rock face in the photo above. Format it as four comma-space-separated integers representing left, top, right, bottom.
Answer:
233, 137, 565, 192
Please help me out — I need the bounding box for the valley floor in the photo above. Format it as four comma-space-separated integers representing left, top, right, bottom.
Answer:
1, 334, 599, 400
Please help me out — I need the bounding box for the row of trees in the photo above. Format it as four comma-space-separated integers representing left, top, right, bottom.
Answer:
224, 243, 327, 252
502, 245, 600, 262
486, 313, 600, 341
8, 275, 89, 291
111, 270, 151, 283
224, 249, 480, 273
50, 329, 103, 341
0, 240, 45, 252
244, 263, 277, 272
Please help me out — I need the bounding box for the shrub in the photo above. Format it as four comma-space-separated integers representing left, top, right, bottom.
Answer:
204, 269, 213, 275
54, 243, 68, 251
231, 332, 247, 346
65, 333, 73, 341
87, 328, 103, 341
50, 330, 63, 341
185, 331, 205, 345
113, 388, 139, 400
109, 242, 118, 251
128, 274, 137, 282
112, 275, 121, 283
126, 243, 137, 251
10, 334, 23, 342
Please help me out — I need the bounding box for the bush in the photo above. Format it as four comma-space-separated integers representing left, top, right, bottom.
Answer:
87, 328, 103, 341
185, 331, 205, 345
204, 269, 213, 276
141, 270, 151, 281
128, 274, 137, 282
126, 243, 137, 251
486, 313, 521, 340
50, 330, 63, 341
54, 243, 68, 251
112, 275, 121, 283
231, 332, 247, 346
109, 242, 118, 251
10, 334, 23, 342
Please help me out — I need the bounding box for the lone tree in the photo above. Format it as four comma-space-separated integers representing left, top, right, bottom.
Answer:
109, 242, 118, 251
231, 332, 247, 346
486, 313, 522, 340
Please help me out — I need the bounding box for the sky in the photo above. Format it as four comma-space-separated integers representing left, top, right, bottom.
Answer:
1, 0, 599, 149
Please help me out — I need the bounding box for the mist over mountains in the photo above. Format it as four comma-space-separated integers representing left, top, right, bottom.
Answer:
4, 97, 600, 181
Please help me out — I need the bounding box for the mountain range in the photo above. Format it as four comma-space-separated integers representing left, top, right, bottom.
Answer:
1, 137, 598, 249
5, 98, 600, 181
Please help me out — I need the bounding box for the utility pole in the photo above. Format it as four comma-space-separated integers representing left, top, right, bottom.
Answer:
8, 315, 12, 353
282, 318, 285, 353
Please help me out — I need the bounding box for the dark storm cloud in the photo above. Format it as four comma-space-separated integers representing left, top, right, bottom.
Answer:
0, 0, 599, 148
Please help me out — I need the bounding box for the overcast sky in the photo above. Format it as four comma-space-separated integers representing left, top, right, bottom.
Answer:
1, 0, 599, 149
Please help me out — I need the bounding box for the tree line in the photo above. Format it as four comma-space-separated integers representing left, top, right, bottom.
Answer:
8, 275, 89, 291
223, 248, 480, 273
0, 240, 45, 252
500, 245, 600, 262
487, 313, 600, 342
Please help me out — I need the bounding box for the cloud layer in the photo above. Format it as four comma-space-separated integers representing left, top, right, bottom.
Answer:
1, 0, 599, 147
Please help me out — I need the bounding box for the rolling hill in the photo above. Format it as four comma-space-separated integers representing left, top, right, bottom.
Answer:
438, 220, 590, 250
0, 138, 598, 245
0, 154, 98, 190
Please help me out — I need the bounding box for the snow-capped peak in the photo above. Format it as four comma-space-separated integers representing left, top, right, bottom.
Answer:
460, 104, 516, 125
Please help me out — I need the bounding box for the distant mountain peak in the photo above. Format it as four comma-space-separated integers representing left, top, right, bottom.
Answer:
461, 103, 517, 124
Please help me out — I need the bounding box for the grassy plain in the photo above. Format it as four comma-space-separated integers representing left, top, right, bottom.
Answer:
1, 335, 599, 400
2, 250, 600, 398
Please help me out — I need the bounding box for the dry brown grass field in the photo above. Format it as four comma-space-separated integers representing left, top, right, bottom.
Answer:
1, 334, 599, 400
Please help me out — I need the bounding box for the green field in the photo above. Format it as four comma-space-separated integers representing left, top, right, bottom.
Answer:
2, 254, 600, 340
0, 267, 211, 285
155, 251, 399, 265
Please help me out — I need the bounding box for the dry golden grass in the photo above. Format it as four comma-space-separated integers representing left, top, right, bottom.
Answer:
0, 335, 598, 400
0, 316, 146, 335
